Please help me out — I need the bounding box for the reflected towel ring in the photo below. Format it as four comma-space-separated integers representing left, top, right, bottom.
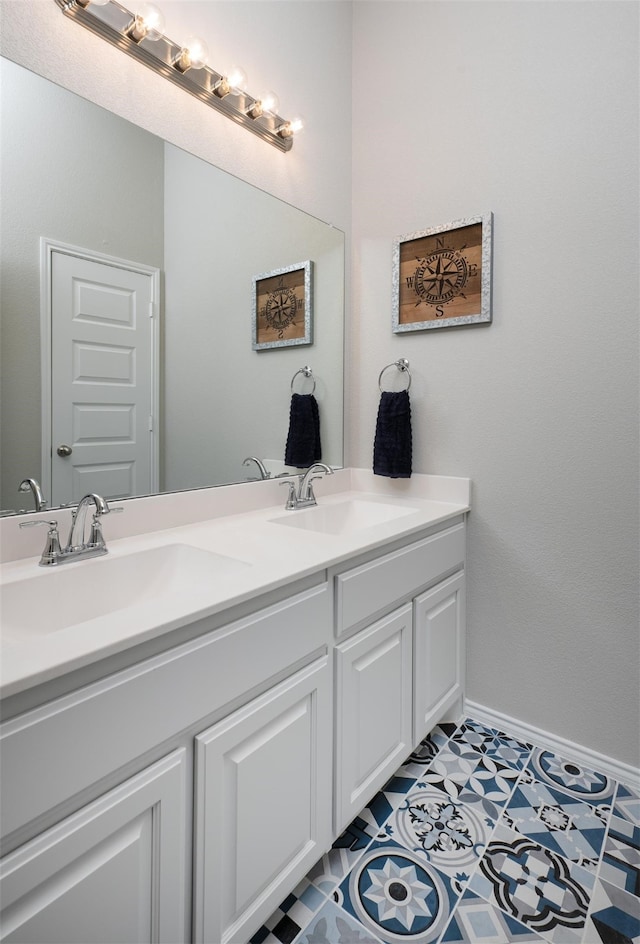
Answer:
378, 358, 411, 392
291, 365, 316, 394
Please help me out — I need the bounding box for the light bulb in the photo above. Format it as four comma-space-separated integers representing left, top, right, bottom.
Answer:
278, 115, 304, 138
76, 0, 110, 7
227, 66, 248, 94
173, 36, 209, 73
247, 90, 280, 120
214, 65, 247, 99
260, 91, 280, 114
138, 3, 165, 38
126, 3, 165, 43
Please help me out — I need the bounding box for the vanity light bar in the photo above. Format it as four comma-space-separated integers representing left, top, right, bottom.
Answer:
54, 0, 298, 152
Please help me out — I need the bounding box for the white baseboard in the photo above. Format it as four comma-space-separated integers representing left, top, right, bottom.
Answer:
464, 699, 640, 790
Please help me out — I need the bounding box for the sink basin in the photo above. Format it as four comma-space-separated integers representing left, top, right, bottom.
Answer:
1, 543, 248, 637
270, 499, 417, 536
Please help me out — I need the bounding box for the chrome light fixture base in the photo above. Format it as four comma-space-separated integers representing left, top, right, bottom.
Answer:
54, 0, 294, 152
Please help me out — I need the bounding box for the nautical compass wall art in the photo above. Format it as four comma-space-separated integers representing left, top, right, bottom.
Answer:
252, 260, 313, 350
392, 213, 493, 332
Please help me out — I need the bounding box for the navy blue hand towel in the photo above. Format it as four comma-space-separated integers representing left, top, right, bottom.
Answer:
373, 390, 412, 478
285, 393, 322, 467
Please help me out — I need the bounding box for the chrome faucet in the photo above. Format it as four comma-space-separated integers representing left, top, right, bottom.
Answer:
243, 456, 271, 480
280, 462, 334, 510
67, 493, 111, 552
19, 493, 122, 566
18, 478, 47, 512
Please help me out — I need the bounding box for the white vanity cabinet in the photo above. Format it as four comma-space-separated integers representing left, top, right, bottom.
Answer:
193, 657, 332, 944
0, 497, 468, 944
0, 750, 187, 944
332, 520, 466, 834
0, 582, 332, 944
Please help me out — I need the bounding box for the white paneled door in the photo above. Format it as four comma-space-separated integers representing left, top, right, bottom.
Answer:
44, 241, 160, 506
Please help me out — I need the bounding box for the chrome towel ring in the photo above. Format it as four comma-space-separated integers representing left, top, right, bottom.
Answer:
291, 365, 316, 394
378, 358, 412, 392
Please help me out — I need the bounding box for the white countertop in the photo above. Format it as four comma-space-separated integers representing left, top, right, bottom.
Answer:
0, 470, 470, 699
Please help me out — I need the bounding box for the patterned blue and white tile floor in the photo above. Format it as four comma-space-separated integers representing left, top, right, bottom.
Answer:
251, 717, 640, 944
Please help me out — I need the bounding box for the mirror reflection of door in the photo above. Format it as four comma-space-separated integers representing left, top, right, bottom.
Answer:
44, 241, 160, 506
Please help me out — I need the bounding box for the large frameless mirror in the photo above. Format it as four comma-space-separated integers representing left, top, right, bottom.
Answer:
0, 57, 344, 515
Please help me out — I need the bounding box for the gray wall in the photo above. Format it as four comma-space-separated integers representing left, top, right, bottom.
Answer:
350, 0, 639, 766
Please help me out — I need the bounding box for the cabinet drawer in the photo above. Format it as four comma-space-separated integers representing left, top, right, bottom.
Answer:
1, 583, 329, 839
335, 524, 465, 637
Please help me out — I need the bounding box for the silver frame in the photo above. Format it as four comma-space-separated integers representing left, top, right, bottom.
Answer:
252, 261, 313, 351
392, 213, 493, 332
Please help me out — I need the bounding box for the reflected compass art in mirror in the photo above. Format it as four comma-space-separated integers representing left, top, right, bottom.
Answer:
252, 260, 313, 350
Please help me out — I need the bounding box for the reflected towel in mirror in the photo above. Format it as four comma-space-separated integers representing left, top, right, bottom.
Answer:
285, 393, 322, 467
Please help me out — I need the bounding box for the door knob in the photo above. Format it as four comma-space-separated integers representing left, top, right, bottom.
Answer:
57, 444, 73, 457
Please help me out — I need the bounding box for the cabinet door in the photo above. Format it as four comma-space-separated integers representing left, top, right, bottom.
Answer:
413, 571, 465, 745
335, 604, 413, 834
0, 749, 187, 944
193, 657, 332, 944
